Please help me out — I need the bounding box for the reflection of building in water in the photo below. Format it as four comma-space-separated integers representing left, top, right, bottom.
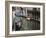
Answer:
12, 7, 40, 31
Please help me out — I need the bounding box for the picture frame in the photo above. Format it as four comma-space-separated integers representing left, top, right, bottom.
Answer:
5, 1, 45, 37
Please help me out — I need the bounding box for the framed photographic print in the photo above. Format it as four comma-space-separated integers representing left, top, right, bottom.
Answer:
5, 1, 45, 37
